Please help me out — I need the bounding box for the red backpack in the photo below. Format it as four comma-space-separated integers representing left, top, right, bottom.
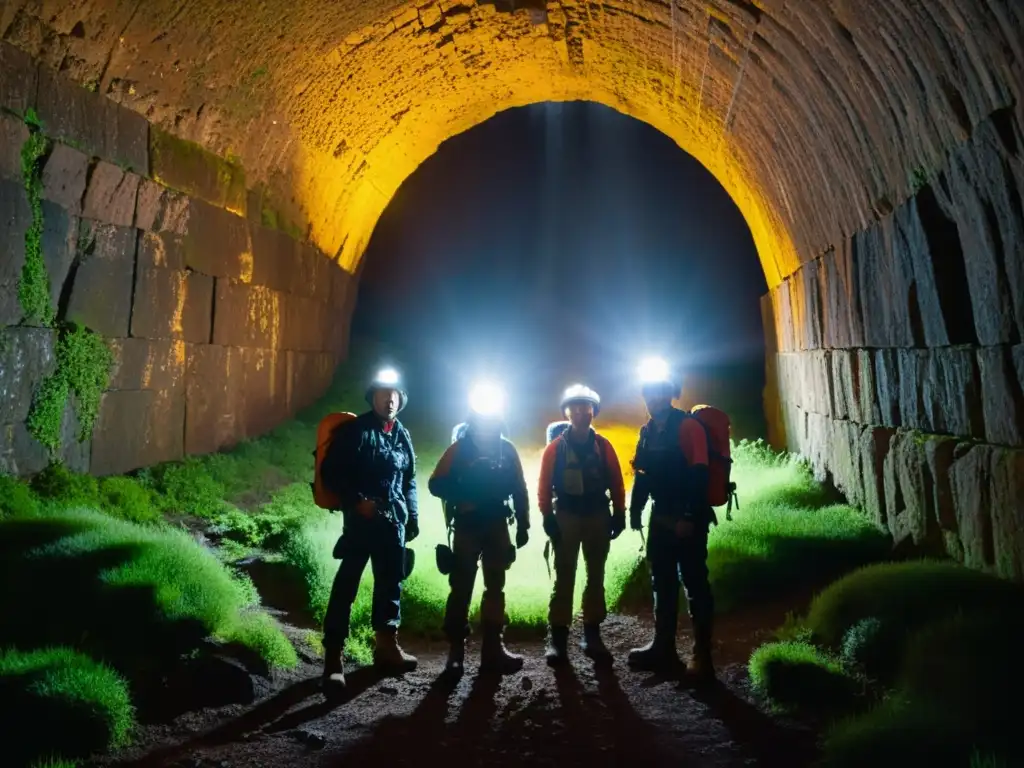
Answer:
689, 404, 738, 517
312, 412, 357, 510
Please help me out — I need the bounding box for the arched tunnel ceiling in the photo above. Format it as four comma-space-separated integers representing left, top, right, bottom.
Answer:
4, 0, 1021, 289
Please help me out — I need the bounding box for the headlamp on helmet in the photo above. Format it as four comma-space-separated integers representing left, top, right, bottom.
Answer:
638, 357, 680, 399
365, 367, 408, 412
468, 380, 506, 419
560, 384, 601, 418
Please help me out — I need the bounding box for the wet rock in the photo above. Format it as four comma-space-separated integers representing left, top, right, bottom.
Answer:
82, 161, 141, 227
40, 144, 89, 216
65, 221, 136, 337
0, 111, 29, 182
136, 179, 190, 234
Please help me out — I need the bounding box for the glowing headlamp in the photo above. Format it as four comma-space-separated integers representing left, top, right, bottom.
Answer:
375, 367, 400, 386
468, 381, 507, 418
638, 357, 671, 384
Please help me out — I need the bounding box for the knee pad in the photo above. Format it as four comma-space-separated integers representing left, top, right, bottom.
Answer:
435, 544, 455, 575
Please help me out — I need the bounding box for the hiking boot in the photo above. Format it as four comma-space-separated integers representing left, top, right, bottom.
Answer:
627, 634, 682, 674
545, 625, 570, 667
687, 645, 716, 683
445, 639, 466, 675
580, 623, 612, 665
481, 628, 524, 675
373, 629, 418, 673
322, 644, 346, 695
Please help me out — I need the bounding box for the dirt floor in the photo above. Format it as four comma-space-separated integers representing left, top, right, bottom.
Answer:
92, 592, 820, 768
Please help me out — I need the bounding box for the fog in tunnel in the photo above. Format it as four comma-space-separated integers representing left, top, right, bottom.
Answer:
353, 102, 768, 439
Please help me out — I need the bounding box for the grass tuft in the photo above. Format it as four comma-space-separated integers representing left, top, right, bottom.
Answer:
0, 508, 296, 683
748, 641, 860, 717
1, 473, 42, 518
0, 647, 134, 765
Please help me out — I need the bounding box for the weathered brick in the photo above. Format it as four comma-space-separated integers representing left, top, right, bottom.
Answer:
238, 346, 290, 437
0, 179, 32, 325
0, 111, 29, 182
830, 350, 861, 422
211, 280, 281, 349
82, 161, 140, 227
922, 347, 984, 438
0, 41, 38, 114
949, 443, 995, 570
183, 199, 252, 280
35, 66, 149, 175
40, 199, 78, 312
0, 401, 89, 477
91, 389, 184, 475
131, 267, 213, 343
137, 231, 186, 271
799, 259, 822, 350
249, 222, 295, 292
0, 328, 57, 424
990, 448, 1024, 581
856, 349, 881, 425
108, 337, 186, 393
933, 120, 1024, 345
883, 431, 938, 549
855, 220, 916, 348
978, 346, 1024, 446
896, 349, 927, 429
819, 238, 864, 349
40, 142, 89, 215
860, 425, 895, 528
184, 344, 244, 455
149, 127, 246, 213
874, 349, 901, 427
830, 419, 862, 505
135, 179, 190, 234
65, 222, 136, 337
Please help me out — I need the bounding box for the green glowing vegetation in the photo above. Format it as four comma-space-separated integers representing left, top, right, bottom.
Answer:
750, 560, 1024, 766
748, 641, 860, 718
0, 647, 134, 766
19, 129, 54, 327
27, 324, 115, 452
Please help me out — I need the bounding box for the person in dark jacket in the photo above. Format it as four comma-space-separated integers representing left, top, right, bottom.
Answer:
429, 381, 530, 676
320, 368, 419, 694
626, 358, 716, 682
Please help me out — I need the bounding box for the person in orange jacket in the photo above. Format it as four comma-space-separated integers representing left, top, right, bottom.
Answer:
538, 384, 626, 665
626, 360, 716, 681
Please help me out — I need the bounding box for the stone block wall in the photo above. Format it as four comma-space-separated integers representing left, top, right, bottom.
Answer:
763, 105, 1024, 582
0, 41, 356, 477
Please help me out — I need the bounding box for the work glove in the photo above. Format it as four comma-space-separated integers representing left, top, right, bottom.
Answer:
515, 525, 529, 549
609, 511, 626, 540
405, 518, 420, 542
629, 508, 644, 531
543, 514, 561, 546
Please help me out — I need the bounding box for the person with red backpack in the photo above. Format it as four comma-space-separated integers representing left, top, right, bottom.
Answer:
538, 384, 626, 666
428, 381, 531, 676
317, 367, 419, 696
626, 358, 717, 682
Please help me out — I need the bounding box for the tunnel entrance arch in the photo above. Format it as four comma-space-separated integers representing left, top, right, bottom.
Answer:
3, 1, 1023, 579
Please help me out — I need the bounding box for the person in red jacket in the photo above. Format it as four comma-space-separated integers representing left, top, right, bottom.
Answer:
538, 385, 626, 665
626, 359, 716, 681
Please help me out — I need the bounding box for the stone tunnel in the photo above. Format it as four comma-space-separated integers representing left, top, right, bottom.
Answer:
0, 1, 1022, 579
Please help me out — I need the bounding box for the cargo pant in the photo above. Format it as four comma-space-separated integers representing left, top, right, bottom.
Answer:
323, 513, 406, 648
647, 515, 714, 649
548, 509, 611, 628
443, 513, 514, 641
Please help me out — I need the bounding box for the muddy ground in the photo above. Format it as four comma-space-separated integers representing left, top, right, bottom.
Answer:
92, 592, 820, 768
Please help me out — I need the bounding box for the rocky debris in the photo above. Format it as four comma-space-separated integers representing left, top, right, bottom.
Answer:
290, 727, 327, 749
